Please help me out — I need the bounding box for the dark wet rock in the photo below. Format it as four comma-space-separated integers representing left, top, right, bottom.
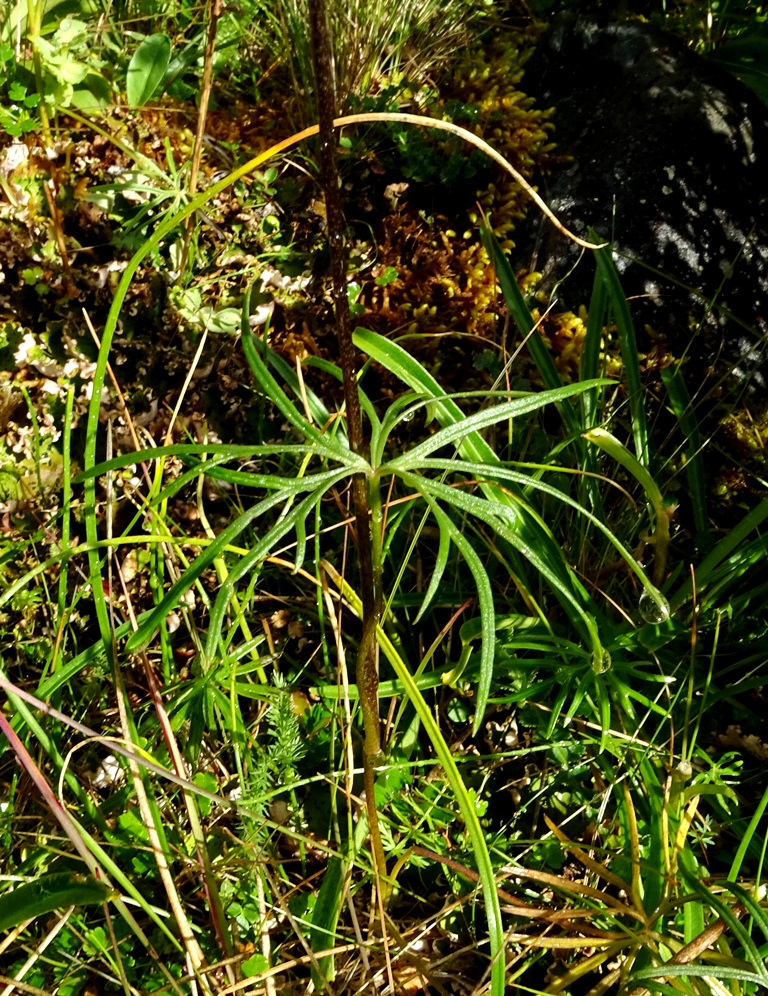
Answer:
518, 14, 768, 392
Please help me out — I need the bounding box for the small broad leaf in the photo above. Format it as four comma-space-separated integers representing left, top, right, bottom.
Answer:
28, 35, 54, 61
8, 81, 28, 101
126, 34, 171, 107
55, 18, 88, 47
46, 55, 89, 86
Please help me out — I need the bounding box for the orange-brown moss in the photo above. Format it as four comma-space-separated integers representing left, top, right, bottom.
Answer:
358, 29, 558, 348
361, 209, 498, 339
444, 28, 557, 251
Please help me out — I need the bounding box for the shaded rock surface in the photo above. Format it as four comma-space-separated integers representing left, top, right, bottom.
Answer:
518, 14, 768, 392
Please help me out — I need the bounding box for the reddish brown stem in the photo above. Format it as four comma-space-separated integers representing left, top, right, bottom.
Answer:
308, 0, 388, 903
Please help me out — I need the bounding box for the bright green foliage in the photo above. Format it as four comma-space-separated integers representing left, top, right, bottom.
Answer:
0, 43, 41, 137
126, 32, 171, 106
1, 0, 767, 993
0, 874, 113, 932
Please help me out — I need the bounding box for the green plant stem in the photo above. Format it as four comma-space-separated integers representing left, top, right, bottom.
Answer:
308, 0, 389, 907
26, 0, 52, 143
320, 562, 505, 995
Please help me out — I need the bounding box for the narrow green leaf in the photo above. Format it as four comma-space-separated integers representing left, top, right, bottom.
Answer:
201, 483, 348, 664
584, 427, 672, 602
594, 677, 612, 751
357, 326, 604, 660
481, 224, 584, 438
660, 364, 710, 555
639, 759, 668, 920
575, 266, 612, 515
563, 668, 593, 729
389, 379, 609, 469
125, 487, 300, 653
593, 240, 650, 465
547, 674, 575, 735
718, 879, 768, 949
73, 443, 336, 482
252, 330, 337, 434
631, 964, 767, 985
309, 856, 347, 988
371, 391, 422, 466
414, 513, 451, 623
428, 501, 495, 731
728, 780, 768, 884
394, 456, 649, 590
0, 874, 113, 932
401, 470, 605, 672
241, 309, 350, 459
671, 498, 768, 611
581, 263, 610, 420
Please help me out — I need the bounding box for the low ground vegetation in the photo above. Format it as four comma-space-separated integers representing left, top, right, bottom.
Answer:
0, 1, 767, 994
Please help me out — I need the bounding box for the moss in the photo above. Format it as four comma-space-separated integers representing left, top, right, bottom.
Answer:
362, 211, 499, 339
446, 27, 557, 251
358, 28, 558, 348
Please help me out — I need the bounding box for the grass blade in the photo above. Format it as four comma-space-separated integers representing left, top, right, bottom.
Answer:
593, 238, 650, 466
125, 475, 349, 654
660, 363, 710, 555
482, 225, 583, 437
671, 498, 768, 611
581, 262, 611, 421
